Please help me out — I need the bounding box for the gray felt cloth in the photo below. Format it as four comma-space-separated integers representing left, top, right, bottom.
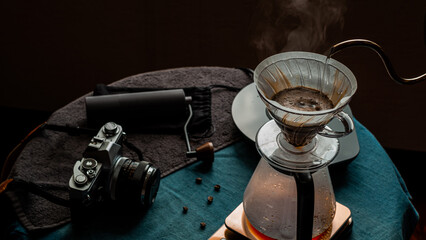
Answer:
6, 67, 252, 233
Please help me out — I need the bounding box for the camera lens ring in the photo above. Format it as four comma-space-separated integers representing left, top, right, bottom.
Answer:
141, 164, 161, 207
110, 158, 160, 207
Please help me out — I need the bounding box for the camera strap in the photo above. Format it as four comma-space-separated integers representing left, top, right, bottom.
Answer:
41, 123, 145, 161
1, 122, 46, 185
3, 178, 71, 207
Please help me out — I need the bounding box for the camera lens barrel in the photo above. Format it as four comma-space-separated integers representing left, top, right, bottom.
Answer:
110, 157, 160, 207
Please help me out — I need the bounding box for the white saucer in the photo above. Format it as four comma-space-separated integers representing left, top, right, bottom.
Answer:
231, 83, 269, 141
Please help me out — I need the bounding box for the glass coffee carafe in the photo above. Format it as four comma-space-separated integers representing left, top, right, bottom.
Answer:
243, 51, 357, 240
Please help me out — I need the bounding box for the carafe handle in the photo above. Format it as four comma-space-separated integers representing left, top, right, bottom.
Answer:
318, 111, 354, 138
294, 172, 315, 240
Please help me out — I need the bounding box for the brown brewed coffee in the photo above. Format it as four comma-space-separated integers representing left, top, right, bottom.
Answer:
272, 87, 334, 111
270, 86, 335, 146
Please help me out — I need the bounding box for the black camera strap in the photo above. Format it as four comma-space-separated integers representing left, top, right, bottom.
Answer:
42, 123, 145, 162
5, 178, 71, 208
42, 123, 97, 136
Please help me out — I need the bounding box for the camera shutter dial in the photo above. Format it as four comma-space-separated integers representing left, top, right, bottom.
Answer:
103, 122, 118, 136
81, 158, 98, 170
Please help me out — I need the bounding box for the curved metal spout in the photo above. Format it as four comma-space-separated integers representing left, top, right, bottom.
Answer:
329, 39, 426, 85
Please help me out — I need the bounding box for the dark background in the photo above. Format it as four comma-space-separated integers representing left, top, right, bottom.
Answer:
1, 0, 425, 238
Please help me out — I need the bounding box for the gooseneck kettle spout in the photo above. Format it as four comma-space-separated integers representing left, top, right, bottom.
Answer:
329, 39, 426, 85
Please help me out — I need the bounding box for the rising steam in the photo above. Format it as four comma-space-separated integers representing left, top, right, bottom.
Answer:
250, 0, 347, 60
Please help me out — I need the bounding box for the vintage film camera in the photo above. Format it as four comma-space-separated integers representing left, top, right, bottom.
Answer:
69, 122, 160, 209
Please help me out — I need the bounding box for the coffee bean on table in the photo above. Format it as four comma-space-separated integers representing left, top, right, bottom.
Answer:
195, 177, 202, 184
182, 206, 188, 214
207, 196, 213, 204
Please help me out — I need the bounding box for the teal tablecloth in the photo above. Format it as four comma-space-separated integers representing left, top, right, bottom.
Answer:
6, 119, 419, 239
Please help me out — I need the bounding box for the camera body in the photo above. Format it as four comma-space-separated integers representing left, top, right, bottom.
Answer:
69, 122, 160, 209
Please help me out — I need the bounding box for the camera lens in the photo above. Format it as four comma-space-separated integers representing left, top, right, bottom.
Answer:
110, 157, 160, 207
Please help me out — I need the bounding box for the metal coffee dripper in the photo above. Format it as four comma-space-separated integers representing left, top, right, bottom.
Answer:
243, 52, 357, 240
